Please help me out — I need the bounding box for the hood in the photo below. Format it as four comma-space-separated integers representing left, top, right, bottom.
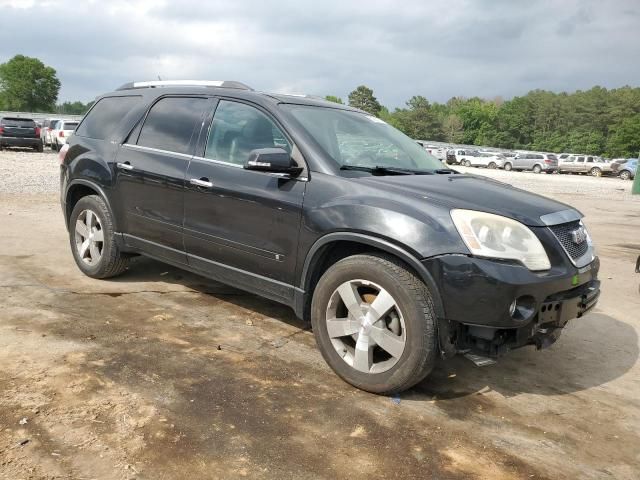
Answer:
358, 173, 579, 227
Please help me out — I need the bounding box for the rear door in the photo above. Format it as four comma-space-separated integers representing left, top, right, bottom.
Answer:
116, 96, 209, 264
183, 99, 306, 300
574, 156, 586, 173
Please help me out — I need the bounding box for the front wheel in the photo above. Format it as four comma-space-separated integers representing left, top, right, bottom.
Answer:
311, 254, 437, 394
590, 167, 602, 177
620, 170, 631, 180
504, 162, 512, 171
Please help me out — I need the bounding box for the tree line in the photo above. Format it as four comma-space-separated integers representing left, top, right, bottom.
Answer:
1, 55, 638, 157
338, 85, 640, 158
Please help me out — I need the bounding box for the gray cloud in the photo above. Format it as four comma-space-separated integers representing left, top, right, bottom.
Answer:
0, 0, 638, 108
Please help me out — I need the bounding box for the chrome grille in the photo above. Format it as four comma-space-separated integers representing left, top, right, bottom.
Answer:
549, 221, 589, 260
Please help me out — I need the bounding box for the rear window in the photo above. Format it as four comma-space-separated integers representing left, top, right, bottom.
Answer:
75, 96, 141, 141
63, 122, 79, 130
137, 97, 208, 155
1, 118, 36, 127
547, 154, 557, 160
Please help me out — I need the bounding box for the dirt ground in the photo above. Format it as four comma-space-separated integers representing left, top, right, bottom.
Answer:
1, 162, 640, 478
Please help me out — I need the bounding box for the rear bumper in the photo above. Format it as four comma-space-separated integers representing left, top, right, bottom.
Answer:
0, 136, 41, 148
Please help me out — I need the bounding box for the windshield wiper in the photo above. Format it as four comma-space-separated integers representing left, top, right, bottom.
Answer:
433, 168, 458, 174
340, 165, 417, 175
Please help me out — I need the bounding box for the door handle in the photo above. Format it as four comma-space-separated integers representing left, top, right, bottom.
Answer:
117, 162, 134, 171
190, 178, 213, 188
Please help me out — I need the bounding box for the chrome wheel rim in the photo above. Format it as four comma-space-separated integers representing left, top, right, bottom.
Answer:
325, 279, 406, 374
74, 209, 104, 265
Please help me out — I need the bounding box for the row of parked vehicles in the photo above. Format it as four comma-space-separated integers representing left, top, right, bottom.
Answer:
416, 143, 637, 181
0, 116, 78, 152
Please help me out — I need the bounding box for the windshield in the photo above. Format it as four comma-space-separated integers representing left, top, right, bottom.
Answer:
282, 105, 444, 171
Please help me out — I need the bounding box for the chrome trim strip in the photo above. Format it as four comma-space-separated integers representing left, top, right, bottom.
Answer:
539, 209, 581, 226
191, 155, 243, 169
122, 143, 193, 159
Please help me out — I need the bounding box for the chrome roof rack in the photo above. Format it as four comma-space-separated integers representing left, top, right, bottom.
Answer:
116, 80, 253, 91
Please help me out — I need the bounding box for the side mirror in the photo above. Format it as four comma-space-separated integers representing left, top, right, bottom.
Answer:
244, 148, 302, 176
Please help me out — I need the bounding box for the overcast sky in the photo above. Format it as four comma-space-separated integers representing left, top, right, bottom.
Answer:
0, 0, 638, 107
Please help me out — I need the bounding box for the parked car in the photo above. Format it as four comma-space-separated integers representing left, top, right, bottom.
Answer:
616, 159, 637, 180
504, 153, 558, 173
59, 80, 600, 394
558, 155, 614, 176
0, 117, 43, 151
41, 118, 61, 147
51, 120, 79, 151
470, 151, 505, 169
447, 148, 483, 166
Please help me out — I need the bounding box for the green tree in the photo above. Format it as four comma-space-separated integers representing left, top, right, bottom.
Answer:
56, 101, 92, 115
442, 114, 464, 143
348, 85, 382, 116
606, 117, 640, 158
0, 55, 60, 112
324, 95, 344, 104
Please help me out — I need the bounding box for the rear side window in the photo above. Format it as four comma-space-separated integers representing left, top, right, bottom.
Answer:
63, 122, 79, 130
76, 96, 141, 141
137, 97, 208, 155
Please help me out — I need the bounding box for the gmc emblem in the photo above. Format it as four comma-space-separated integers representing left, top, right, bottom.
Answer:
571, 226, 587, 245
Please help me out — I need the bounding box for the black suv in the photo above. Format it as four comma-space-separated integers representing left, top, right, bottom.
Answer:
0, 117, 43, 151
60, 80, 600, 394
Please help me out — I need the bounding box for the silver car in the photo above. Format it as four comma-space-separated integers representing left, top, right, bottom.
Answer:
558, 155, 613, 177
505, 153, 558, 173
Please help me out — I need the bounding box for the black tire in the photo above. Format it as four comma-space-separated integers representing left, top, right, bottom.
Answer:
532, 164, 542, 174
488, 162, 497, 169
68, 195, 129, 279
620, 170, 631, 181
36, 142, 44, 153
504, 162, 512, 171
590, 167, 602, 177
311, 253, 437, 394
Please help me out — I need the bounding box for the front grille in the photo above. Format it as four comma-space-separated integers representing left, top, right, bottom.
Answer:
549, 221, 589, 260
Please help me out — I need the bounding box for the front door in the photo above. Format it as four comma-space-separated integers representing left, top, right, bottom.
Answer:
183, 99, 306, 303
116, 96, 209, 264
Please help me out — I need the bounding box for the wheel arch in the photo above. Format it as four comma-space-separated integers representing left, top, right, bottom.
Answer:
64, 179, 117, 231
297, 233, 445, 321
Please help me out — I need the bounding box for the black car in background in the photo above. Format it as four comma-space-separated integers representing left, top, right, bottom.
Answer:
59, 80, 600, 394
0, 117, 43, 151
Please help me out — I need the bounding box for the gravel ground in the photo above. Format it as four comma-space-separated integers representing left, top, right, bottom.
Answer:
1, 148, 638, 203
0, 148, 59, 194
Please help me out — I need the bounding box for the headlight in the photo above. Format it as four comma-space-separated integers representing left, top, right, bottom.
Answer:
451, 209, 551, 271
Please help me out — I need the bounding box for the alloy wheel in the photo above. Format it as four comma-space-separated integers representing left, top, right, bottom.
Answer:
74, 209, 104, 265
325, 279, 406, 374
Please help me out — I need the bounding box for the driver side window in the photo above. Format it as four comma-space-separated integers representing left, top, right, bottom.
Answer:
205, 100, 291, 165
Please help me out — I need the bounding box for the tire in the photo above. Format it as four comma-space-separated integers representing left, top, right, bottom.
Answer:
36, 142, 44, 153
532, 164, 542, 174
311, 253, 437, 394
68, 195, 129, 279
620, 170, 631, 180
488, 162, 497, 169
504, 162, 512, 171
590, 167, 602, 177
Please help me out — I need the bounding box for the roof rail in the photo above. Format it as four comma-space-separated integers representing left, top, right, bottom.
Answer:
116, 80, 253, 91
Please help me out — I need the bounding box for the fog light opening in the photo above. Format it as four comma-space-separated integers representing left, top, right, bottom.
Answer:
510, 295, 536, 322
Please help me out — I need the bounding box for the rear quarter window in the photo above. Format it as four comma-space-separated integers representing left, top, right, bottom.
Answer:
75, 96, 142, 141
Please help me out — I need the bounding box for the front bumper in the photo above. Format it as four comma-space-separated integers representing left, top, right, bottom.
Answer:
0, 136, 41, 148
424, 254, 600, 356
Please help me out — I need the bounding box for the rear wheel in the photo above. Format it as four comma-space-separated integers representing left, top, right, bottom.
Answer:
590, 167, 602, 177
35, 142, 43, 152
532, 164, 542, 174
69, 195, 130, 279
311, 254, 437, 394
620, 170, 631, 180
504, 162, 512, 171
488, 162, 497, 169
